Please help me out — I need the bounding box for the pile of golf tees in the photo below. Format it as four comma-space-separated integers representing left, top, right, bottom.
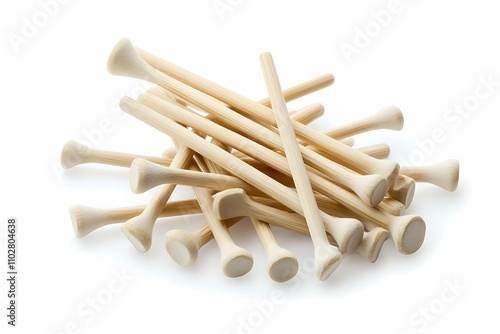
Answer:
62, 38, 460, 282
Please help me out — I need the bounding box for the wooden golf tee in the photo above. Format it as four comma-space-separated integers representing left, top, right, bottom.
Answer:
300, 106, 401, 150
129, 158, 263, 196
61, 140, 171, 168
165, 228, 207, 267
192, 185, 253, 277
260, 52, 343, 280
388, 175, 416, 208
70, 200, 250, 267
188, 138, 254, 278
164, 217, 240, 267
107, 38, 390, 206
400, 159, 459, 191
125, 39, 399, 186
356, 227, 390, 263
69, 200, 202, 238
321, 105, 404, 140
214, 189, 365, 255
250, 216, 299, 282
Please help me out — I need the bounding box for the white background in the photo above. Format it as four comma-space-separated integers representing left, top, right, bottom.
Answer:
1, 0, 499, 333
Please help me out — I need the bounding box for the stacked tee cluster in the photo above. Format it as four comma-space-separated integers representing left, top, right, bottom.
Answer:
62, 38, 459, 282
